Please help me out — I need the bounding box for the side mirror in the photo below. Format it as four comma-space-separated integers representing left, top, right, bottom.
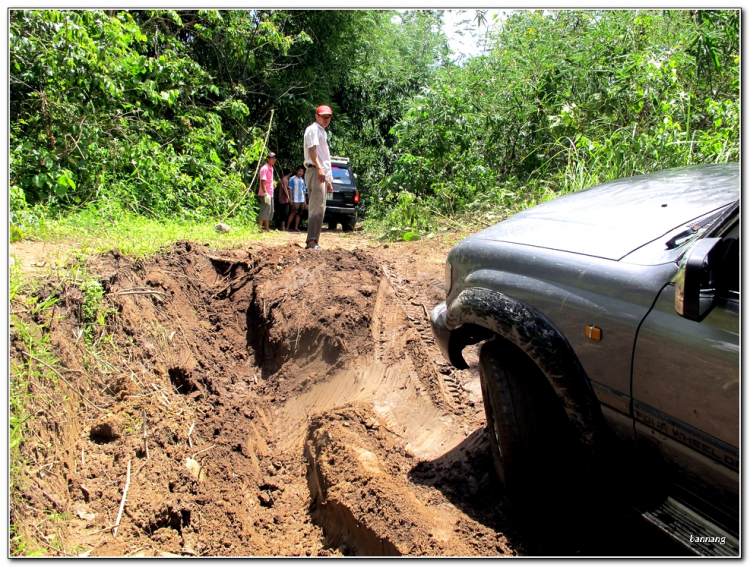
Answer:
674, 237, 722, 321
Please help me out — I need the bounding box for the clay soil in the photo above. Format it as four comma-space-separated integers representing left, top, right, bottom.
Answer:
9, 230, 680, 557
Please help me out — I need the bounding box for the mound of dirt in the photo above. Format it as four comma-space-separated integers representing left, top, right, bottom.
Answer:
246, 246, 382, 396
305, 404, 512, 556
10, 238, 677, 556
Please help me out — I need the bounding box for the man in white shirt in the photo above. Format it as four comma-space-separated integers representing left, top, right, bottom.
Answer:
303, 105, 334, 249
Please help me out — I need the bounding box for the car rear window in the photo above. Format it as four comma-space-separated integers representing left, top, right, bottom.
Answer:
331, 166, 352, 185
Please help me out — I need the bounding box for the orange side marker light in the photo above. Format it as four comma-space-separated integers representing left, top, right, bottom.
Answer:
585, 325, 602, 341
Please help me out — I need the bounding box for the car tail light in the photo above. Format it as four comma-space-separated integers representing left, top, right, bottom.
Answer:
353, 191, 359, 204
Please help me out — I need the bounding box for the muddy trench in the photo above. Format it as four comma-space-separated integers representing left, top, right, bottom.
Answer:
10, 241, 676, 556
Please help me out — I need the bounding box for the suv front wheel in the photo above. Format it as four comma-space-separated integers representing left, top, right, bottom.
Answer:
478, 338, 581, 507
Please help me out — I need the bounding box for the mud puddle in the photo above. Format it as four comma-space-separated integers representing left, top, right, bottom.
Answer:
10, 238, 682, 556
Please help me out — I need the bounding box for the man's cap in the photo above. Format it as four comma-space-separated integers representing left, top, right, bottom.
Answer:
316, 105, 333, 116
267, 152, 276, 158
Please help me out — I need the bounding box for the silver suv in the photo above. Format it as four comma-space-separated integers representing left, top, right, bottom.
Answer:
430, 164, 739, 556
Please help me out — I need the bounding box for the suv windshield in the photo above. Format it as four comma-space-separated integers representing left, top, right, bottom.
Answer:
331, 166, 352, 185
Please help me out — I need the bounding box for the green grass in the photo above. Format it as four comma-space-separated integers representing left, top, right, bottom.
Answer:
25, 209, 265, 258
10, 260, 64, 556
10, 261, 58, 481
10, 526, 45, 557
9, 258, 113, 556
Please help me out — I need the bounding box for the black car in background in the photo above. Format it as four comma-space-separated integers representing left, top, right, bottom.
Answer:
323, 156, 359, 231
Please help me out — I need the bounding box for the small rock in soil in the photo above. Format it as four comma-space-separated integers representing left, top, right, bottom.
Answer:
259, 491, 274, 507
185, 457, 206, 482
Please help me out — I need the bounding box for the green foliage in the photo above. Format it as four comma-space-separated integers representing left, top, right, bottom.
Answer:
326, 10, 450, 216
9, 10, 739, 239
379, 10, 739, 236
261, 10, 449, 216
10, 209, 39, 243
10, 9, 302, 221
80, 279, 106, 345
10, 223, 24, 243
10, 9, 448, 228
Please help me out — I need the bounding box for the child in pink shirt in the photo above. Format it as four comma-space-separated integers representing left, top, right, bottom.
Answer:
257, 153, 277, 231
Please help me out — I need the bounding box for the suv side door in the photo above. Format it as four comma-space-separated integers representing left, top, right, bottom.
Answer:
631, 213, 739, 532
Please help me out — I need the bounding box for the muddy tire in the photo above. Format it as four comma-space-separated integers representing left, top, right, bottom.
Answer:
479, 337, 579, 507
328, 220, 337, 231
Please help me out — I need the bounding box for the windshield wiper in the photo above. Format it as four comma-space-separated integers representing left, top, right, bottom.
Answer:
665, 208, 727, 250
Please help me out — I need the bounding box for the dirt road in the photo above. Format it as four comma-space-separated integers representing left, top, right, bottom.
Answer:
9, 230, 682, 556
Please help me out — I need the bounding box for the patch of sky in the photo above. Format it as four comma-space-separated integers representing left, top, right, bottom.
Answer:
441, 9, 507, 63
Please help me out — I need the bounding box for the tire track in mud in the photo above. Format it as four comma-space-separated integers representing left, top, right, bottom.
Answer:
378, 261, 457, 411
379, 260, 479, 414
272, 258, 475, 459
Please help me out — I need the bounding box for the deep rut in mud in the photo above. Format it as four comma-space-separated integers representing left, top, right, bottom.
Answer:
10, 240, 679, 556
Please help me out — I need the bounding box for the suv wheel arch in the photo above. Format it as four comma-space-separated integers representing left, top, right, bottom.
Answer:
445, 287, 612, 461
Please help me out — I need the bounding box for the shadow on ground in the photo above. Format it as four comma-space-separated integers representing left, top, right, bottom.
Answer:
409, 428, 691, 557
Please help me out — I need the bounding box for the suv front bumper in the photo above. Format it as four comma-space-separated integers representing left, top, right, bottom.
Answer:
430, 302, 453, 364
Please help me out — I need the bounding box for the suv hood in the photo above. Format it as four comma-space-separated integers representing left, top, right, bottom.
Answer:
474, 164, 739, 261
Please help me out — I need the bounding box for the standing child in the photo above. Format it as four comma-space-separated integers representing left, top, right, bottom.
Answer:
258, 152, 277, 231
287, 166, 307, 232
277, 169, 292, 230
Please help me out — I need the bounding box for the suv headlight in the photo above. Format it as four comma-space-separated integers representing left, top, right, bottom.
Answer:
445, 259, 452, 297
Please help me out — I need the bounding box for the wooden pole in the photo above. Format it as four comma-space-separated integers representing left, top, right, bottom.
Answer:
222, 109, 275, 222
